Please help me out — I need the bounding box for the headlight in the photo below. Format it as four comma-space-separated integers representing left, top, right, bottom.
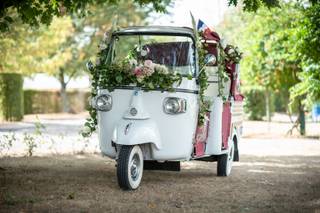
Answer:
163, 97, 186, 114
95, 94, 112, 111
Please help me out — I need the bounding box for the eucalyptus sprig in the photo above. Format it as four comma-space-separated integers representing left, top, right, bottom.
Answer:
217, 43, 231, 100
197, 33, 210, 125
82, 60, 99, 137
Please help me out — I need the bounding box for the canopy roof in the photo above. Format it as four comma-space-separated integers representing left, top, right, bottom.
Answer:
113, 26, 196, 41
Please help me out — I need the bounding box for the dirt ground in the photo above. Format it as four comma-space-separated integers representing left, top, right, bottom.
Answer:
0, 153, 320, 212
0, 113, 320, 212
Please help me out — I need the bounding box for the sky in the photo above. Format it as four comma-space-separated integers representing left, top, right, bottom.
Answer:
151, 0, 229, 27
25, 0, 231, 90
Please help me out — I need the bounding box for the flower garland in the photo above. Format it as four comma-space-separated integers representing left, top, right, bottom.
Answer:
197, 37, 243, 124
217, 42, 243, 101
82, 43, 183, 137
82, 45, 109, 137
98, 60, 182, 92
196, 34, 210, 125
225, 44, 242, 64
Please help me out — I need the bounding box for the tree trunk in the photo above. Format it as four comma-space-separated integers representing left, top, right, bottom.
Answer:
265, 89, 271, 122
59, 68, 69, 113
298, 99, 306, 136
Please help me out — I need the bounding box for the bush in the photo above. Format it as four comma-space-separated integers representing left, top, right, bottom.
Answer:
0, 73, 24, 121
24, 89, 90, 114
274, 90, 290, 113
243, 89, 266, 120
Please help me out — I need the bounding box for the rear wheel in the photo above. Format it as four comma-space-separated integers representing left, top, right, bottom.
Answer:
217, 139, 235, 176
117, 145, 143, 190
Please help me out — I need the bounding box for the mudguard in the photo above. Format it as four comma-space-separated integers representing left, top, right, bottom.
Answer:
112, 119, 162, 150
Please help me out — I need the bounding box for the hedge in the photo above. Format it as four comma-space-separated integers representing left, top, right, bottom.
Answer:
0, 73, 24, 121
24, 89, 90, 114
243, 88, 266, 121
24, 90, 61, 114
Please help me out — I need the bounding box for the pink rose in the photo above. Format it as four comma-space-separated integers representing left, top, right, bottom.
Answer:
144, 60, 154, 69
142, 66, 154, 76
133, 67, 143, 76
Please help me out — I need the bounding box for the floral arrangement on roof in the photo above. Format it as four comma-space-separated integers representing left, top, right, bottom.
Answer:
97, 45, 183, 92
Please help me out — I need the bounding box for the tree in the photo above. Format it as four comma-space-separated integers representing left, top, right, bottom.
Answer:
53, 0, 150, 112
218, 2, 311, 134
290, 2, 320, 107
225, 0, 320, 119
0, 0, 170, 114
0, 0, 171, 32
0, 14, 74, 120
228, 0, 280, 11
0, 15, 73, 74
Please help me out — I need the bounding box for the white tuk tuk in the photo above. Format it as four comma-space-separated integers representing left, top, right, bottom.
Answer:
87, 26, 243, 190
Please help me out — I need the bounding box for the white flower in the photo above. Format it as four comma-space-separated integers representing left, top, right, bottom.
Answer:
82, 126, 91, 134
99, 42, 107, 50
220, 39, 227, 49
141, 49, 148, 56
227, 48, 235, 55
135, 45, 141, 52
154, 64, 168, 74
129, 59, 138, 67
140, 47, 149, 56
95, 58, 101, 66
144, 60, 154, 69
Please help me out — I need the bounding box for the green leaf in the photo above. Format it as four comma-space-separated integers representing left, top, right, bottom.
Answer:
148, 82, 154, 89
116, 75, 122, 83
4, 16, 13, 23
0, 22, 9, 32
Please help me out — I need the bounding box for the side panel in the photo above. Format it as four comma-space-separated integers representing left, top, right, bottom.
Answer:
222, 102, 231, 150
231, 100, 244, 138
205, 97, 225, 155
194, 113, 210, 157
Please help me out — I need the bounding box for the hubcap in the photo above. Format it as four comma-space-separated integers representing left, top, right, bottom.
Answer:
228, 146, 234, 161
226, 141, 234, 175
130, 153, 140, 181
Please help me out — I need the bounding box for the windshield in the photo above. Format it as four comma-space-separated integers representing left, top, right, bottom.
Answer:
109, 35, 196, 76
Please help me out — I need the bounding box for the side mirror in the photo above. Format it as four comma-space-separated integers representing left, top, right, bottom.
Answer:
204, 54, 216, 66
197, 54, 217, 82
86, 61, 95, 72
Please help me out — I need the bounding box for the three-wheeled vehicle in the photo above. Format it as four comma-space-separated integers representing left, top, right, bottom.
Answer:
91, 26, 243, 190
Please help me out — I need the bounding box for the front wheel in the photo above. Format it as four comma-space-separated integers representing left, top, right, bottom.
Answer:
117, 145, 144, 190
217, 139, 235, 176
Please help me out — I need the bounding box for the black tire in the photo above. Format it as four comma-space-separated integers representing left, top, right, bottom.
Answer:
217, 154, 228, 176
117, 145, 143, 190
217, 139, 235, 176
